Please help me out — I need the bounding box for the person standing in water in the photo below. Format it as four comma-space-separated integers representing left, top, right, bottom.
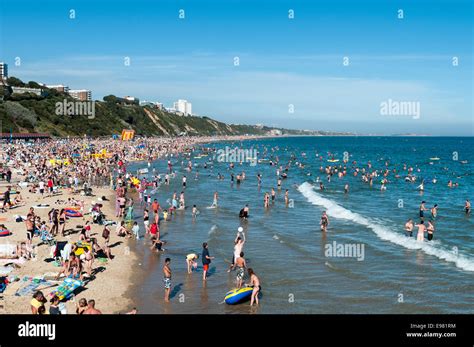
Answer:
284, 189, 289, 206
212, 191, 218, 207
202, 242, 214, 281
415, 220, 426, 242
163, 258, 171, 302
404, 219, 414, 237
228, 227, 245, 272
419, 201, 428, 221
431, 204, 438, 219
464, 199, 471, 215
185, 253, 199, 274
192, 205, 199, 220
234, 252, 247, 289
320, 211, 329, 232
426, 220, 435, 241
247, 268, 261, 306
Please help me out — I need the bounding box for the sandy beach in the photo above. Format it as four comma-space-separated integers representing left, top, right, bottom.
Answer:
0, 183, 136, 314
0, 134, 270, 314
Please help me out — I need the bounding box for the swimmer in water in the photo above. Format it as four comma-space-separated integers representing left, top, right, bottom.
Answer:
320, 211, 329, 232
212, 191, 218, 207
464, 199, 471, 215
344, 184, 349, 194
404, 219, 414, 237
284, 189, 289, 205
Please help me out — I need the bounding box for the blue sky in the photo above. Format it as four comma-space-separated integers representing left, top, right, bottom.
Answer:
0, 0, 472, 135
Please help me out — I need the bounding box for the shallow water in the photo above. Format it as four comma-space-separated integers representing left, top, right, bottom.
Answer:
128, 136, 474, 313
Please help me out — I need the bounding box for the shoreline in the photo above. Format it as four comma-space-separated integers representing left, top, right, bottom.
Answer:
0, 134, 264, 314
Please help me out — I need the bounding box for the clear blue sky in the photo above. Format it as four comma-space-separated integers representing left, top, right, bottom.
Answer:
0, 0, 472, 135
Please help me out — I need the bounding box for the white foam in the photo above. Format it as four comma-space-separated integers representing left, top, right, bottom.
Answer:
208, 225, 218, 236
298, 182, 474, 272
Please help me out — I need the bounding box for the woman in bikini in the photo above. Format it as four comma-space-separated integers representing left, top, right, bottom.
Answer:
426, 220, 435, 241
82, 247, 94, 277
58, 209, 67, 237
247, 268, 261, 306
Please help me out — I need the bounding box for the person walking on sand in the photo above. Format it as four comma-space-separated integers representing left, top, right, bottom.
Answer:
25, 213, 35, 247
132, 221, 140, 240
247, 268, 261, 306
2, 187, 11, 212
143, 209, 150, 234
163, 258, 172, 302
202, 242, 214, 281
59, 209, 67, 237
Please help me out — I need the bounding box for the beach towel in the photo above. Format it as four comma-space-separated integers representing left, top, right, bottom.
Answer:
15, 280, 45, 297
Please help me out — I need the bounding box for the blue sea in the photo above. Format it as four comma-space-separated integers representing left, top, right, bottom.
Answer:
128, 136, 473, 314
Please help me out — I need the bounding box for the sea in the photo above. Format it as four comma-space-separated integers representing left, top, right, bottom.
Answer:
125, 136, 473, 314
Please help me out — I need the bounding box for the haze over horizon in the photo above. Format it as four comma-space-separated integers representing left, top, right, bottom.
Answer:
1, 0, 472, 136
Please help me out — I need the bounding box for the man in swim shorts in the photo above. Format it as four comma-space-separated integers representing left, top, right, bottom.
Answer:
419, 201, 428, 221
404, 219, 414, 237
202, 242, 214, 281
235, 252, 247, 289
163, 258, 171, 302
